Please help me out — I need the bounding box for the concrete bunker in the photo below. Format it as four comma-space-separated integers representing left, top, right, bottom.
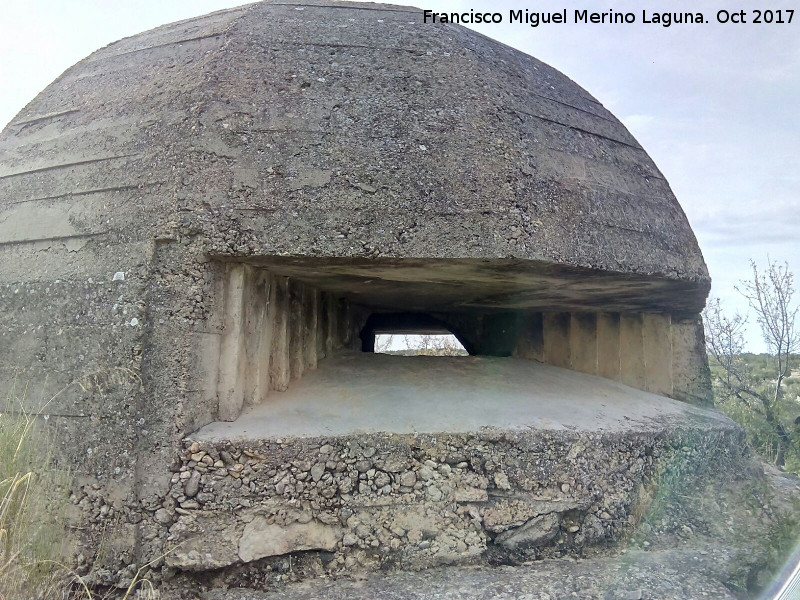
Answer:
0, 0, 726, 590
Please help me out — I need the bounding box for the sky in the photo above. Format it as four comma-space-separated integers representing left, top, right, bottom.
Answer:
1, 0, 797, 351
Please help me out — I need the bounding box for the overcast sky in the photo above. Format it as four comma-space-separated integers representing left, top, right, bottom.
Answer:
1, 0, 797, 351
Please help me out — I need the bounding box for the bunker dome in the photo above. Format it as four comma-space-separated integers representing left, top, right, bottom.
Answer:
0, 0, 724, 591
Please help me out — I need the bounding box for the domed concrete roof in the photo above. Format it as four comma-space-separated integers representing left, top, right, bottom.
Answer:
0, 1, 708, 297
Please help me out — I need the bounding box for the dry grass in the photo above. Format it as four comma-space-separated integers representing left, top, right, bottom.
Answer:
0, 382, 162, 600
0, 382, 74, 599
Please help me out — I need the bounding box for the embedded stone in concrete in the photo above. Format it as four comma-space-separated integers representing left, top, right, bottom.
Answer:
174, 391, 742, 577
495, 513, 561, 551
483, 499, 582, 534
168, 513, 242, 572
239, 517, 341, 563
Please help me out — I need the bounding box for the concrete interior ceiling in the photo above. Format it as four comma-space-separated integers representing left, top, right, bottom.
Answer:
229, 256, 707, 314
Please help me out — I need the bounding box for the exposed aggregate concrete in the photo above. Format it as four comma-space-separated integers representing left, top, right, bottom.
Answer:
129, 419, 747, 594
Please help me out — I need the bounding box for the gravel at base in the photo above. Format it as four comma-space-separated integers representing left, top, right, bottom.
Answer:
203, 546, 738, 600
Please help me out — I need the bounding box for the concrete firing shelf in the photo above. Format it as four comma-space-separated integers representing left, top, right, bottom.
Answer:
193, 352, 730, 442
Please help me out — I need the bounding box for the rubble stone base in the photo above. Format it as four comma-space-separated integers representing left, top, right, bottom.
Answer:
158, 415, 744, 591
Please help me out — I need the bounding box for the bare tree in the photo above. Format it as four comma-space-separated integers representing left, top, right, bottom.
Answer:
415, 334, 468, 356
374, 334, 395, 353
704, 260, 799, 467
397, 334, 467, 356
738, 261, 799, 401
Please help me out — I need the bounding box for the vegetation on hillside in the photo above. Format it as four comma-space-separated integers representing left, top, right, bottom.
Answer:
710, 354, 800, 472
705, 260, 800, 474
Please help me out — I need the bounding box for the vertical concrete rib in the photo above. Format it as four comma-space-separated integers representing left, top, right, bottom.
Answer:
304, 287, 319, 370
619, 314, 645, 389
269, 276, 291, 392
326, 293, 338, 354
671, 315, 713, 406
217, 263, 247, 421
596, 313, 621, 381
513, 312, 544, 361
240, 267, 272, 407
569, 313, 597, 374
337, 297, 351, 348
288, 280, 305, 380
252, 272, 274, 403
643, 313, 673, 396
543, 312, 571, 369
316, 291, 328, 361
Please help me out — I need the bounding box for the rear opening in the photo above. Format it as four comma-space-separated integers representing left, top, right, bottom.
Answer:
374, 334, 468, 356
360, 312, 470, 356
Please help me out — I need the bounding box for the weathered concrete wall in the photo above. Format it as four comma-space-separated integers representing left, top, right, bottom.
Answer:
0, 0, 711, 303
671, 314, 713, 406
0, 238, 154, 569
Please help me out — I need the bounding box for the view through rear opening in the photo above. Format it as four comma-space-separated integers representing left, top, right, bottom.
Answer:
374, 333, 469, 356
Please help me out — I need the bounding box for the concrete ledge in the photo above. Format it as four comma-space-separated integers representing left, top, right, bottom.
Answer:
195, 353, 728, 440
